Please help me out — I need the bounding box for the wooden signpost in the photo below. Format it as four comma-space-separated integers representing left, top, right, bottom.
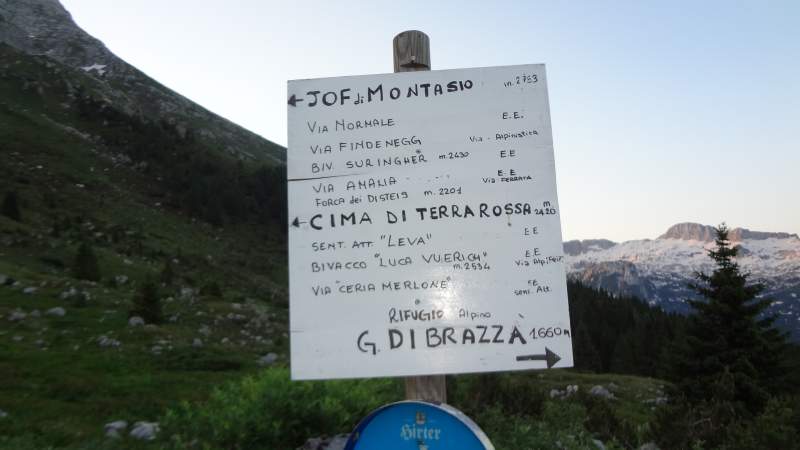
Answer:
393, 30, 447, 404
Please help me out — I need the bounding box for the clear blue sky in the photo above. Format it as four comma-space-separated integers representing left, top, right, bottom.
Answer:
60, 0, 799, 242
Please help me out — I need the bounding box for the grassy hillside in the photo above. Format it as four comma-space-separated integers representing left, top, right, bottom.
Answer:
0, 44, 289, 448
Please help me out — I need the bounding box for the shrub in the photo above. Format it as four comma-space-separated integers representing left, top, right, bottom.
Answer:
72, 290, 90, 308
725, 397, 799, 450
200, 280, 223, 297
160, 258, 175, 285
449, 372, 546, 418
72, 242, 101, 282
130, 278, 162, 324
578, 392, 639, 447
472, 401, 611, 450
160, 368, 400, 449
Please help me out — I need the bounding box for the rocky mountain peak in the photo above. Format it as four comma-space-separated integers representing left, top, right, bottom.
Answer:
728, 228, 799, 242
657, 222, 798, 242
0, 0, 121, 74
0, 0, 285, 163
563, 239, 617, 256
657, 223, 718, 241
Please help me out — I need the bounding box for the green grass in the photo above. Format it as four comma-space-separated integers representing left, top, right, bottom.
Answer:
449, 370, 667, 449
0, 274, 284, 445
156, 368, 668, 450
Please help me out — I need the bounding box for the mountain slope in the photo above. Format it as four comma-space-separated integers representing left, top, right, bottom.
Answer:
566, 223, 800, 340
0, 5, 292, 446
0, 0, 285, 164
0, 41, 289, 449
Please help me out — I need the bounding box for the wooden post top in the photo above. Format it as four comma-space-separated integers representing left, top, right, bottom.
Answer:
393, 30, 431, 72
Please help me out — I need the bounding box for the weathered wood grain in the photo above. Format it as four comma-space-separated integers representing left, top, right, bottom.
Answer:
393, 29, 445, 403
393, 30, 431, 72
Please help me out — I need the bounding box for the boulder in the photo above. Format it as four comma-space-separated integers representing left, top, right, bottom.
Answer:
0, 409, 7, 419
226, 312, 247, 323
644, 396, 668, 406
22, 287, 38, 295
129, 421, 159, 441
8, 310, 26, 322
550, 385, 579, 399
638, 443, 660, 450
589, 385, 616, 400
192, 338, 203, 348
104, 420, 128, 438
128, 316, 145, 327
45, 307, 66, 317
60, 287, 78, 299
257, 352, 278, 367
98, 335, 121, 347
300, 434, 349, 450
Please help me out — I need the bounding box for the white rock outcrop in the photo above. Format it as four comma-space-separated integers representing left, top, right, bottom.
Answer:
104, 420, 128, 438
129, 421, 159, 441
45, 307, 66, 317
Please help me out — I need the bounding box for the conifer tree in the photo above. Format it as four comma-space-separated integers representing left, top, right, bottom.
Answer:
610, 330, 640, 374
573, 324, 603, 372
160, 258, 175, 285
1, 191, 21, 222
73, 242, 101, 282
673, 223, 788, 416
130, 278, 162, 324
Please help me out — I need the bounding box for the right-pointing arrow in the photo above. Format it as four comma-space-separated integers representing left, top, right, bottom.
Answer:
516, 347, 561, 368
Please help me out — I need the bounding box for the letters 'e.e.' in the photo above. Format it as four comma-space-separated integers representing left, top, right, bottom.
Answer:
287, 64, 573, 380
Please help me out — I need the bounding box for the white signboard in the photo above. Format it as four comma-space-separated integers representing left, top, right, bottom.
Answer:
288, 64, 573, 380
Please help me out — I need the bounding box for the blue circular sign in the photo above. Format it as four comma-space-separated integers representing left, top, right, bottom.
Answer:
344, 401, 494, 450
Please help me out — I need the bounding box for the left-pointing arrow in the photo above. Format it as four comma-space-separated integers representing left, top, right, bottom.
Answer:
288, 94, 303, 107
291, 217, 306, 228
